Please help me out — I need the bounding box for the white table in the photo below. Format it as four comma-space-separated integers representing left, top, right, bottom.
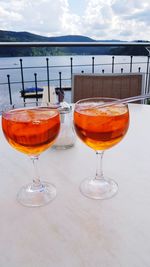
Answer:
0, 104, 150, 267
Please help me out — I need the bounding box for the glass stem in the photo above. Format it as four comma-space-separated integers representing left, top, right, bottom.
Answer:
95, 151, 104, 180
30, 155, 41, 188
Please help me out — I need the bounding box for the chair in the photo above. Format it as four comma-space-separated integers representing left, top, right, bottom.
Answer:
72, 73, 145, 103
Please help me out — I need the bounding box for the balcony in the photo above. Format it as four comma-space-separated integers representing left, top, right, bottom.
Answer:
0, 41, 150, 108
1, 42, 150, 266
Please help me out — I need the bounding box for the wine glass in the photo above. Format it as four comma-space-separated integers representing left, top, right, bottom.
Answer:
2, 102, 60, 207
74, 97, 129, 200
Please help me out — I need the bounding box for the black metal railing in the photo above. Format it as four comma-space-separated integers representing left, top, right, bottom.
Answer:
0, 41, 150, 107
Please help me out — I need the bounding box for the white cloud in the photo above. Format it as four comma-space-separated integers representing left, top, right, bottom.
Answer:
0, 0, 150, 41
79, 0, 150, 41
0, 5, 23, 30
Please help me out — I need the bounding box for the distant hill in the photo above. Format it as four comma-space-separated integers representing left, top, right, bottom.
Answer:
0, 30, 49, 42
48, 35, 96, 42
0, 30, 149, 57
0, 30, 96, 42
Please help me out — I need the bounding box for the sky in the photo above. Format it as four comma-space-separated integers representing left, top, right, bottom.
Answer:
0, 0, 150, 41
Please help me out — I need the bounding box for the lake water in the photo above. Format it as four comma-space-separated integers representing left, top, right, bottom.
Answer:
0, 54, 148, 108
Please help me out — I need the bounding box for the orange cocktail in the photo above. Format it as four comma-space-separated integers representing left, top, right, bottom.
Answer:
74, 104, 129, 151
2, 107, 60, 155
2, 104, 60, 207
73, 97, 129, 200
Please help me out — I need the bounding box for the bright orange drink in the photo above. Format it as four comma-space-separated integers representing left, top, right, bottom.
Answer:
2, 107, 60, 155
74, 104, 129, 150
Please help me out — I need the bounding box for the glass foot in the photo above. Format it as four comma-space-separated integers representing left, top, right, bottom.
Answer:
17, 182, 56, 207
80, 177, 118, 200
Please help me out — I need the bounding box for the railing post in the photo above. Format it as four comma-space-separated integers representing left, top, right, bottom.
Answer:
70, 57, 73, 81
112, 56, 115, 73
145, 55, 150, 94
130, 55, 133, 73
46, 58, 50, 102
20, 58, 25, 103
59, 72, 62, 89
57, 72, 64, 102
92, 57, 95, 73
7, 74, 12, 105
34, 73, 38, 103
148, 72, 150, 95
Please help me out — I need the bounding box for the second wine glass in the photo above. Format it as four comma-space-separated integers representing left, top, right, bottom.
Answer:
74, 97, 129, 200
